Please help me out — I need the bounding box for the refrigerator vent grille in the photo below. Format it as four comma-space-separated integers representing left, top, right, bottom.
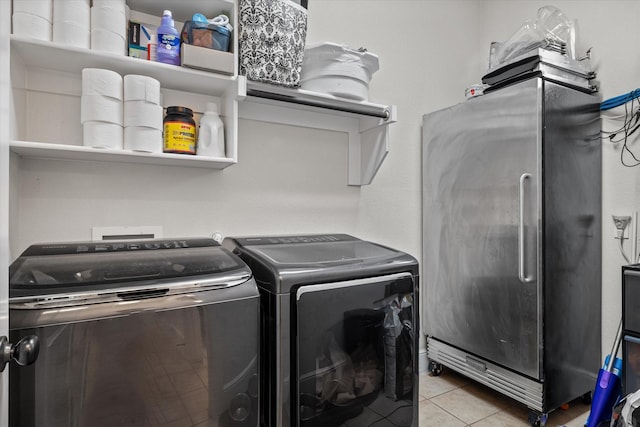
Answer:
427, 338, 544, 412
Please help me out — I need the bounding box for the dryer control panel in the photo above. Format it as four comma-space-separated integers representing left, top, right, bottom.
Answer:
233, 234, 354, 246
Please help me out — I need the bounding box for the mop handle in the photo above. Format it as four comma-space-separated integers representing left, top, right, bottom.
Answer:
606, 319, 623, 372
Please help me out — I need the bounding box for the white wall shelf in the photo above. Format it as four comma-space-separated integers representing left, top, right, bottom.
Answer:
10, 140, 235, 169
127, 0, 234, 24
11, 27, 397, 185
245, 81, 393, 119
240, 81, 397, 186
10, 34, 244, 168
10, 36, 240, 97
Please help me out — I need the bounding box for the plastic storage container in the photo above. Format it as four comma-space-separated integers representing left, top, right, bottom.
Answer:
181, 20, 231, 52
163, 106, 196, 154
238, 0, 308, 88
300, 42, 380, 101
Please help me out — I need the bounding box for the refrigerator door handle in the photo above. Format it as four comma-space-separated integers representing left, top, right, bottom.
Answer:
519, 173, 534, 283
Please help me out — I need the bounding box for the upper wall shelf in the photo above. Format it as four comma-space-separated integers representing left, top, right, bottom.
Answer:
126, 0, 234, 23
240, 82, 397, 186
10, 36, 241, 97
246, 81, 393, 119
10, 34, 397, 185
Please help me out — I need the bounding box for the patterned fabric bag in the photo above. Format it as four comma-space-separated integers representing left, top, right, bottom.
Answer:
238, 0, 308, 88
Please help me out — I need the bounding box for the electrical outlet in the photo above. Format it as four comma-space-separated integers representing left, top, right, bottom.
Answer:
613, 215, 632, 239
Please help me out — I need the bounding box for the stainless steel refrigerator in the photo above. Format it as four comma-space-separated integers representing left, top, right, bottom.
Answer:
422, 75, 602, 420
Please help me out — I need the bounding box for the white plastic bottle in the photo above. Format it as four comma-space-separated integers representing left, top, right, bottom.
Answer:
197, 103, 225, 157
147, 34, 157, 61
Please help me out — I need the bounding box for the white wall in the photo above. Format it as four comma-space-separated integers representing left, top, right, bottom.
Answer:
14, 0, 483, 259
305, 0, 484, 257
0, 1, 12, 424
11, 1, 639, 361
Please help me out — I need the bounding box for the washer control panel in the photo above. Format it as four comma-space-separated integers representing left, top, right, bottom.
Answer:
20, 238, 217, 256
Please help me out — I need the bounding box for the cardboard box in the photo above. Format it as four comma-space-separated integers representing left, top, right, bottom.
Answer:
128, 21, 157, 59
180, 43, 234, 75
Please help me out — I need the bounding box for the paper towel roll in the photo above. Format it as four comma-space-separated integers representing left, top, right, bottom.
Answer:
83, 121, 123, 149
53, 0, 89, 26
91, 28, 126, 55
12, 12, 52, 41
53, 22, 90, 48
81, 95, 123, 125
124, 75, 161, 105
91, 0, 126, 15
124, 101, 163, 129
124, 126, 162, 153
13, 0, 52, 21
90, 5, 126, 34
82, 68, 123, 99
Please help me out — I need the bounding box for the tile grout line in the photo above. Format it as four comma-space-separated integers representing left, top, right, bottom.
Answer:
420, 371, 591, 427
427, 395, 502, 427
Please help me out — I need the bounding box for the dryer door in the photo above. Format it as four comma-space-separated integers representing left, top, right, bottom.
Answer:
294, 272, 416, 427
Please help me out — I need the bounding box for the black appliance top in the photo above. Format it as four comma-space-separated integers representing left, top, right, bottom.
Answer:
224, 234, 418, 293
9, 238, 252, 299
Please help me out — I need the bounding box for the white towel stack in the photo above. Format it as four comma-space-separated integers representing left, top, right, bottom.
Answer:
12, 0, 53, 41
81, 68, 124, 149
91, 0, 127, 55
123, 75, 163, 153
52, 0, 90, 48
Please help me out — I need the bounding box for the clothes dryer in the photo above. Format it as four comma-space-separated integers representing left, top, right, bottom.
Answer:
224, 234, 419, 427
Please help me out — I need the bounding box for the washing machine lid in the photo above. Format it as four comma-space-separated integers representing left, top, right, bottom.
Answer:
226, 234, 418, 293
9, 238, 252, 299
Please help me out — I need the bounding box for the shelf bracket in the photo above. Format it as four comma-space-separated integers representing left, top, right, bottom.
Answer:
239, 97, 396, 186
349, 108, 396, 186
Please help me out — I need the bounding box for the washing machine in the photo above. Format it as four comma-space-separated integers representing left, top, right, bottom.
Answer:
224, 234, 419, 427
8, 238, 260, 427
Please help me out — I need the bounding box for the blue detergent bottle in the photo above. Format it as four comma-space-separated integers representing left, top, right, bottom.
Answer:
157, 10, 180, 65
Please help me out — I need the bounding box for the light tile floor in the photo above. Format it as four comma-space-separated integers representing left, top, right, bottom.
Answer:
419, 369, 591, 427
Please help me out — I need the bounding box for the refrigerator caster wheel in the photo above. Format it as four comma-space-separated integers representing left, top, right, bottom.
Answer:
428, 361, 443, 376
528, 411, 548, 427
580, 391, 592, 405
